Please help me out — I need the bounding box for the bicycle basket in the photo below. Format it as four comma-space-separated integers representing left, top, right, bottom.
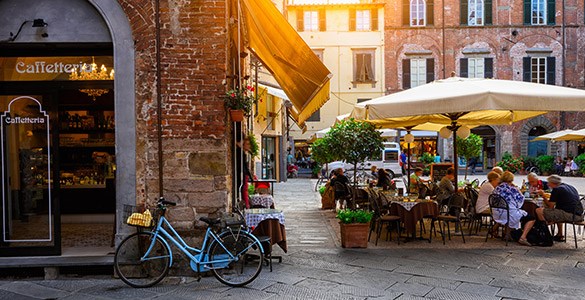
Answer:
123, 204, 155, 228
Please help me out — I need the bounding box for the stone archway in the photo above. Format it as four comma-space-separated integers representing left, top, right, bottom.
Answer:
520, 116, 557, 156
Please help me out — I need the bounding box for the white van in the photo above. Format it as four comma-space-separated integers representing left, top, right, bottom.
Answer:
324, 142, 402, 179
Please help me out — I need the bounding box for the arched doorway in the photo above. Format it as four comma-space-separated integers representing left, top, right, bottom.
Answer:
471, 125, 498, 170
0, 0, 135, 256
528, 126, 548, 156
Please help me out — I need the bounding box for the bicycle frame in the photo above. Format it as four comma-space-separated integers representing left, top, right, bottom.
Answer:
142, 215, 264, 271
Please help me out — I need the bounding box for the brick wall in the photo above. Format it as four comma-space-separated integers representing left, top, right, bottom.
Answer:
385, 0, 585, 158
119, 0, 230, 241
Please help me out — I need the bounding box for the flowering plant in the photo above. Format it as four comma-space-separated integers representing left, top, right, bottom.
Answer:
225, 85, 255, 117
497, 152, 523, 174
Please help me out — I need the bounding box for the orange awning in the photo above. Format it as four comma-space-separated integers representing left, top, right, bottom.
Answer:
240, 0, 332, 126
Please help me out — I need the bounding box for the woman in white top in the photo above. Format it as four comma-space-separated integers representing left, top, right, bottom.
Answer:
476, 171, 500, 214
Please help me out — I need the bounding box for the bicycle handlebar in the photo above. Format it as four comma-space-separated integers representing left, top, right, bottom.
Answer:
158, 197, 177, 206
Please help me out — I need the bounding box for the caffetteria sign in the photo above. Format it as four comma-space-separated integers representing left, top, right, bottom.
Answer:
0, 56, 113, 81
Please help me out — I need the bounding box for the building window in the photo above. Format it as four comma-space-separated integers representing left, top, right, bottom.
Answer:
312, 49, 324, 62
357, 98, 372, 103
522, 56, 555, 85
461, 0, 492, 25
306, 109, 320, 122
353, 49, 376, 87
356, 10, 371, 31
304, 10, 319, 31
410, 0, 426, 26
524, 0, 554, 25
460, 57, 493, 78
402, 58, 434, 89
468, 0, 484, 25
297, 9, 326, 31
349, 8, 378, 31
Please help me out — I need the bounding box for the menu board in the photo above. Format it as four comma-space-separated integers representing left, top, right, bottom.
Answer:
430, 163, 454, 183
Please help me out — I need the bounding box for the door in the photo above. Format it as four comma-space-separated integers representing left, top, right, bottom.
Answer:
0, 94, 60, 256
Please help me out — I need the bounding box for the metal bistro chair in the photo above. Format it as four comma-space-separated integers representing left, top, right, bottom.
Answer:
465, 185, 491, 235
334, 181, 353, 209
367, 189, 401, 245
485, 194, 510, 246
554, 197, 585, 249
434, 195, 466, 245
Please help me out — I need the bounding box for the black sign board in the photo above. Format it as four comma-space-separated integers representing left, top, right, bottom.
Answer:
430, 163, 454, 183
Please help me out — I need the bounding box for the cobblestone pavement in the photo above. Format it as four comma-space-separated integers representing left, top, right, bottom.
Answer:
1, 177, 585, 299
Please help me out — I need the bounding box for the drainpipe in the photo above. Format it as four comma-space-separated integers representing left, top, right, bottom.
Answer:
155, 0, 164, 197
441, 0, 446, 78
560, 0, 566, 130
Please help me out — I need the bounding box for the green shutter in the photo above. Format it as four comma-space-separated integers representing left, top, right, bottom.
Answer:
460, 0, 468, 25
403, 0, 410, 26
547, 0, 555, 25
403, 59, 411, 89
460, 58, 469, 77
523, 0, 531, 25
427, 0, 434, 25
426, 58, 435, 83
484, 58, 493, 78
546, 57, 556, 85
371, 8, 379, 31
485, 0, 493, 25
523, 57, 531, 82
349, 8, 356, 31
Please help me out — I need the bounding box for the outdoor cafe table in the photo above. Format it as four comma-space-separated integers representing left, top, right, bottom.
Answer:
522, 198, 544, 217
244, 208, 287, 252
388, 199, 439, 240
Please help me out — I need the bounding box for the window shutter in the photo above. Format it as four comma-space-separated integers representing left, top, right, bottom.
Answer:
460, 58, 469, 77
426, 58, 435, 83
522, 57, 531, 82
319, 9, 327, 31
371, 8, 379, 31
485, 0, 493, 25
403, 0, 410, 26
356, 53, 365, 81
523, 0, 531, 25
547, 0, 555, 25
349, 8, 356, 31
460, 0, 468, 25
403, 59, 411, 89
365, 54, 374, 81
297, 9, 304, 31
546, 57, 556, 85
484, 57, 494, 78
427, 0, 434, 25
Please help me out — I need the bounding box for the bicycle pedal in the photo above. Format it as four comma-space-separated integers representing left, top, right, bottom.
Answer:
196, 275, 202, 282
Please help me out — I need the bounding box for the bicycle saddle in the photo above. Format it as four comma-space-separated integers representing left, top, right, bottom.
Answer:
199, 217, 221, 226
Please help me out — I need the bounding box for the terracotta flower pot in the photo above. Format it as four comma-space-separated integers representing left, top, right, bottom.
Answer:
339, 222, 370, 248
229, 109, 244, 122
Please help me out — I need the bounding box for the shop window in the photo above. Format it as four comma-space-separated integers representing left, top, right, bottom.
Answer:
523, 56, 555, 85
352, 49, 376, 87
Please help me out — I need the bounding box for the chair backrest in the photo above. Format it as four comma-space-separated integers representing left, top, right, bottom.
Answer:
367, 190, 382, 216
334, 181, 349, 193
465, 186, 479, 213
489, 193, 509, 210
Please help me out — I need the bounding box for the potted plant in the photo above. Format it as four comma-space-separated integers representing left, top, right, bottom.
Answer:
225, 85, 255, 121
337, 209, 373, 248
535, 155, 554, 175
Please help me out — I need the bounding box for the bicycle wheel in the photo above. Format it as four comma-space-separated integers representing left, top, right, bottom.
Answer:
209, 231, 263, 287
114, 231, 171, 288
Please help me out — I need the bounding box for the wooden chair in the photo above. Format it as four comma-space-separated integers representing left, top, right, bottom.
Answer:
485, 194, 510, 246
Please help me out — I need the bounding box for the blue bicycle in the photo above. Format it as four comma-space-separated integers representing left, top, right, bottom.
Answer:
114, 197, 264, 288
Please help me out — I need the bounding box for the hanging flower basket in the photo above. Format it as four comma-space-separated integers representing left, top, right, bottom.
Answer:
224, 85, 255, 120
229, 109, 245, 122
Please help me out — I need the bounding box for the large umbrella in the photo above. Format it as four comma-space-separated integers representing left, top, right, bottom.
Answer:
349, 76, 585, 184
550, 128, 585, 141
532, 129, 577, 141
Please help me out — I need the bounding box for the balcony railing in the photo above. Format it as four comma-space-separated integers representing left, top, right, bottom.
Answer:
287, 0, 381, 5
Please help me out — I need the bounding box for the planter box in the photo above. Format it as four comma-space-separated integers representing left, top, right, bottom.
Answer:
339, 222, 370, 248
229, 109, 244, 122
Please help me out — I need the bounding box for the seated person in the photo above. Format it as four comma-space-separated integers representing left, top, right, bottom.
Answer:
526, 172, 548, 196
437, 167, 466, 215
370, 165, 379, 181
491, 166, 504, 176
409, 167, 427, 195
476, 171, 500, 214
376, 168, 395, 190
492, 171, 535, 246
536, 175, 584, 241
330, 168, 350, 199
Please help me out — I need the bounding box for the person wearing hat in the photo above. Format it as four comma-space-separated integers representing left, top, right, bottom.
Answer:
536, 175, 584, 242
409, 167, 427, 195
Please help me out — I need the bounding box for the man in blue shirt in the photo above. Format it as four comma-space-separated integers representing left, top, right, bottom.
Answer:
536, 175, 584, 241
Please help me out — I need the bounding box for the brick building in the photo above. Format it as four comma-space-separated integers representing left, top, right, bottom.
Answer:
385, 0, 585, 166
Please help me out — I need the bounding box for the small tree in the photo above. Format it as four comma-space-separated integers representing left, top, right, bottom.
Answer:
311, 136, 337, 177
326, 119, 384, 185
456, 133, 483, 179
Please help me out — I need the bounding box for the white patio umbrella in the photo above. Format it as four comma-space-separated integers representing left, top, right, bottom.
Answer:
349, 77, 585, 183
532, 129, 577, 141
550, 128, 585, 141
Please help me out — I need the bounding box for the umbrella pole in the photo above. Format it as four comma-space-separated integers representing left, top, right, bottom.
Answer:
407, 141, 411, 194
451, 122, 459, 187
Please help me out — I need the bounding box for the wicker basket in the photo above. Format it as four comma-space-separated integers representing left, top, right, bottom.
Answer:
123, 205, 155, 228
